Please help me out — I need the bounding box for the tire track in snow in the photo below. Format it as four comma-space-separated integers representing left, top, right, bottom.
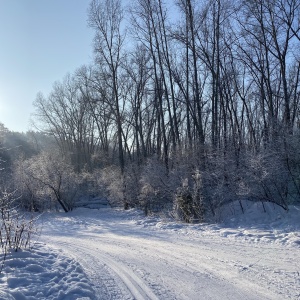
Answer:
40, 210, 299, 299
47, 240, 125, 300
147, 238, 297, 300
46, 237, 160, 300
51, 234, 271, 300
96, 235, 271, 300
85, 233, 283, 300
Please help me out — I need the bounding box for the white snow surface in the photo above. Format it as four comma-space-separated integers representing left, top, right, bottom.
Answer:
0, 200, 299, 299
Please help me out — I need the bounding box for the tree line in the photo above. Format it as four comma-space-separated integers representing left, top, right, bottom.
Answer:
2, 0, 300, 221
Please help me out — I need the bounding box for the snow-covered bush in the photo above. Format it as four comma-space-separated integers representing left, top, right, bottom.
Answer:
139, 157, 173, 215
14, 151, 79, 212
76, 170, 106, 199
97, 163, 142, 209
281, 134, 300, 205
246, 151, 288, 209
137, 143, 298, 221
202, 142, 299, 216
173, 171, 205, 223
123, 163, 141, 208
98, 165, 125, 207
200, 149, 250, 217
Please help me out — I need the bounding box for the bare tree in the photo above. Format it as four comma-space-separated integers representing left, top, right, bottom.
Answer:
88, 0, 129, 207
33, 74, 97, 172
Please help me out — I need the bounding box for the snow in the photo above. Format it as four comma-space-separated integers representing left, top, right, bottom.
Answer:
0, 200, 299, 299
0, 243, 95, 300
137, 201, 300, 247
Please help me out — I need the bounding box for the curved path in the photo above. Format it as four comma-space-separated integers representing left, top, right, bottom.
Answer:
40, 209, 300, 299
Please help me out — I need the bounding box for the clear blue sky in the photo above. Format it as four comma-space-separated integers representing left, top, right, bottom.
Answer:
0, 0, 94, 132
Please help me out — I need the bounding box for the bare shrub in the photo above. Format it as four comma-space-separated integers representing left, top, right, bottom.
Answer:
0, 190, 39, 274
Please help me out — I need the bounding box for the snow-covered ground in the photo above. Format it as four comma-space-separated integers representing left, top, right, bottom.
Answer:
0, 200, 299, 299
0, 243, 94, 300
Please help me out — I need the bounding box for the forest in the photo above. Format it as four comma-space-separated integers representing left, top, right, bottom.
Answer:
1, 0, 300, 223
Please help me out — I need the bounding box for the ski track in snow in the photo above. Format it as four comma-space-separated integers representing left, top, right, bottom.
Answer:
35, 206, 300, 300
0, 203, 299, 299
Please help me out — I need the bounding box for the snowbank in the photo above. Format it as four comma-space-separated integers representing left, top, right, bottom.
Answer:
0, 243, 95, 300
135, 201, 300, 247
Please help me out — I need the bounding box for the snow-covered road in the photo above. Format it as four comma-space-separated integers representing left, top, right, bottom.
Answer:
40, 207, 300, 300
